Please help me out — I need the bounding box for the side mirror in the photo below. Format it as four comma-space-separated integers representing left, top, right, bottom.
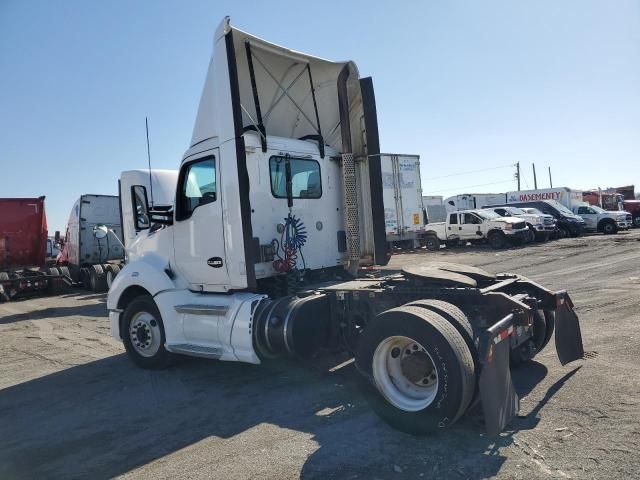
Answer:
93, 225, 109, 239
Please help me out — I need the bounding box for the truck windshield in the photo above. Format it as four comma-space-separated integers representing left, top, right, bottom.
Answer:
546, 200, 574, 216
506, 207, 525, 215
477, 209, 501, 220
522, 208, 543, 215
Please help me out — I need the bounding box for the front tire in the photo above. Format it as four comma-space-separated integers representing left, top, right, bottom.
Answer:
425, 235, 441, 251
122, 295, 174, 369
356, 306, 475, 434
601, 221, 617, 235
488, 231, 506, 249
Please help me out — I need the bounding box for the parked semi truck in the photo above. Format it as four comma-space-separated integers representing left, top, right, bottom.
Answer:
56, 195, 125, 291
105, 17, 584, 435
382, 154, 425, 248
0, 197, 69, 301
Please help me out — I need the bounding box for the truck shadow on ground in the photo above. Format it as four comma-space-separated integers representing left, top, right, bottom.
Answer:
0, 352, 575, 479
0, 299, 107, 324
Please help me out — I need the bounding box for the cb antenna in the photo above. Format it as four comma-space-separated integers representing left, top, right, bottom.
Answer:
145, 116, 154, 207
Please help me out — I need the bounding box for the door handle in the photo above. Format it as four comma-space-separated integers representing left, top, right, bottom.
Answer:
459, 227, 462, 230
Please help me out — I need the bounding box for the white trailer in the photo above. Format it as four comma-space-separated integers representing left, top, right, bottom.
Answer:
381, 154, 424, 247
104, 17, 584, 436
444, 193, 507, 212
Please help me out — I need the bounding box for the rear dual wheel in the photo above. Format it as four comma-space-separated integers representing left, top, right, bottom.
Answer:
511, 309, 555, 366
105, 264, 121, 289
356, 305, 475, 434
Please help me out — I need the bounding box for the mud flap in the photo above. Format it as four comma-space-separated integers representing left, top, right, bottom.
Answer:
478, 314, 520, 436
554, 296, 584, 365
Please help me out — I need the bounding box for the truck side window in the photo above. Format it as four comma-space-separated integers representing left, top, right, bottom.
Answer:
449, 213, 458, 224
269, 156, 322, 199
177, 157, 216, 220
495, 208, 507, 216
131, 185, 150, 230
463, 213, 481, 224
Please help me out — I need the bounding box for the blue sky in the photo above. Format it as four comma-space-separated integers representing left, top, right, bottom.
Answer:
1, 0, 639, 231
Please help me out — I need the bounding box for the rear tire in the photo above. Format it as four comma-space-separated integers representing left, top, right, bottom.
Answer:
425, 235, 440, 251
356, 306, 475, 434
105, 264, 121, 289
488, 231, 506, 249
633, 216, 640, 228
122, 295, 174, 369
89, 265, 108, 292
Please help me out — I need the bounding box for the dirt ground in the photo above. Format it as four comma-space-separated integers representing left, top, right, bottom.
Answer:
1, 231, 639, 480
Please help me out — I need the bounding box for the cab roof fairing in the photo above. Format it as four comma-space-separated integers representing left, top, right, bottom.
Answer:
189, 17, 368, 161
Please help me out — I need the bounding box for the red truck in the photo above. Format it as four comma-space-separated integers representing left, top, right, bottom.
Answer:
583, 190, 640, 227
0, 197, 70, 301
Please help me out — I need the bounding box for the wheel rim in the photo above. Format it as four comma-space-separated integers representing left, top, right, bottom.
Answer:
372, 336, 439, 412
427, 238, 437, 249
106, 270, 114, 288
129, 311, 162, 357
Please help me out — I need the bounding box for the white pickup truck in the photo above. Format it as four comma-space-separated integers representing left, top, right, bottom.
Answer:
424, 209, 530, 250
572, 204, 631, 234
484, 205, 556, 242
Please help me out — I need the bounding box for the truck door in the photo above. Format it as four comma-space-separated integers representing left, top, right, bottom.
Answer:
576, 206, 597, 230
459, 212, 483, 239
446, 212, 461, 239
173, 152, 229, 289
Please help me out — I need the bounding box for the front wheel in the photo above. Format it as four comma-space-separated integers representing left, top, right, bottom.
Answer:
356, 306, 475, 434
424, 235, 441, 251
122, 295, 174, 369
601, 221, 617, 235
633, 216, 640, 228
488, 231, 506, 249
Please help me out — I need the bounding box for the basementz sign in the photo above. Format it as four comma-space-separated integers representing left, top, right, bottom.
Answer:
508, 191, 564, 202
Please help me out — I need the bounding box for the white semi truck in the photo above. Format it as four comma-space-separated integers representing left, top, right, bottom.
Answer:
56, 194, 125, 291
381, 153, 425, 248
105, 17, 583, 435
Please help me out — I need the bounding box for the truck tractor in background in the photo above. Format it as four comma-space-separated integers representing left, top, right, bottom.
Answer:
106, 17, 584, 435
0, 197, 70, 301
381, 154, 425, 249
56, 195, 125, 292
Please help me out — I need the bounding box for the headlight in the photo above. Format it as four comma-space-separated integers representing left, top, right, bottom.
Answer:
503, 223, 513, 230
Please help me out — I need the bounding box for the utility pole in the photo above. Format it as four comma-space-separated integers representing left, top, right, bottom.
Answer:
548, 166, 553, 188
516, 162, 521, 190
532, 163, 538, 189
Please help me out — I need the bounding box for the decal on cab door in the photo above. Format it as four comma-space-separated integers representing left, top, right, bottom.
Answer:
207, 257, 223, 268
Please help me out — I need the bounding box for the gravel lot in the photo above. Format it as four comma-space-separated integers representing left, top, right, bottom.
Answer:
1, 231, 639, 479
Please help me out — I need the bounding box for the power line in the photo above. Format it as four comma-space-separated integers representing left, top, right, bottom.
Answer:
425, 179, 516, 194
424, 163, 517, 182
